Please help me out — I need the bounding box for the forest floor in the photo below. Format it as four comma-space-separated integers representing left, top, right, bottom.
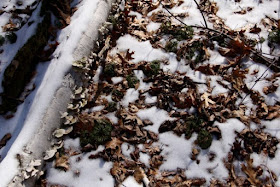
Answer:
41, 0, 280, 187
0, 0, 280, 186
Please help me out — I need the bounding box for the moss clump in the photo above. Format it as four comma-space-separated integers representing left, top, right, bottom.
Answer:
165, 40, 178, 53
126, 74, 139, 88
212, 35, 228, 48
5, 32, 17, 44
185, 41, 205, 63
185, 115, 205, 139
197, 129, 212, 149
80, 119, 113, 147
268, 29, 280, 45
108, 15, 118, 28
161, 21, 193, 41
0, 35, 5, 46
144, 60, 160, 77
104, 63, 116, 77
112, 89, 124, 102
105, 102, 117, 112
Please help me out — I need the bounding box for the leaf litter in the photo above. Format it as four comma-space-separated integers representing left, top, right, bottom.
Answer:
42, 0, 280, 186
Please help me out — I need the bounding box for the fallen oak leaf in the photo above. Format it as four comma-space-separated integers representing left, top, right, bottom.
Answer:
241, 159, 262, 186
201, 92, 215, 108
125, 49, 135, 61
55, 152, 70, 171
263, 84, 278, 95
249, 25, 261, 34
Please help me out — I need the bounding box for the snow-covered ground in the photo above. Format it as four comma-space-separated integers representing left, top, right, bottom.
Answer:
0, 0, 280, 186
43, 0, 280, 186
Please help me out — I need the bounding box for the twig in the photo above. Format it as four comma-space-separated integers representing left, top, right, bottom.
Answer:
161, 2, 280, 71
193, 0, 208, 28
260, 164, 276, 186
240, 59, 276, 104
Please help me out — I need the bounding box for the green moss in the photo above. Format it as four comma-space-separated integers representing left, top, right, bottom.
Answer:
5, 32, 17, 44
144, 60, 160, 77
104, 63, 116, 77
212, 35, 228, 47
161, 21, 193, 41
80, 119, 113, 147
126, 74, 139, 88
0, 35, 5, 46
268, 29, 280, 45
259, 37, 265, 44
185, 41, 205, 63
185, 115, 204, 139
112, 89, 124, 97
112, 89, 124, 102
197, 129, 212, 149
165, 40, 178, 53
108, 15, 118, 28
105, 102, 117, 112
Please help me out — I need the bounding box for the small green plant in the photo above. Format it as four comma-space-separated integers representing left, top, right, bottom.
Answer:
6, 32, 17, 44
126, 73, 139, 88
212, 35, 228, 47
105, 102, 117, 112
80, 119, 113, 147
197, 129, 212, 149
185, 115, 205, 139
185, 40, 205, 63
259, 37, 265, 44
161, 21, 193, 41
0, 35, 5, 46
144, 60, 160, 77
112, 89, 124, 102
108, 15, 118, 28
268, 29, 280, 45
104, 63, 116, 77
165, 40, 178, 53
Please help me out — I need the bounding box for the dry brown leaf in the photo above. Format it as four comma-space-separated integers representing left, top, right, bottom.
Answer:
2, 19, 17, 32
201, 92, 215, 108
55, 153, 70, 171
0, 133, 12, 149
263, 84, 278, 95
241, 159, 261, 186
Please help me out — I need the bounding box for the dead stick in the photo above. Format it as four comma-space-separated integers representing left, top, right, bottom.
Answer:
193, 0, 208, 28
240, 59, 275, 104
161, 3, 280, 71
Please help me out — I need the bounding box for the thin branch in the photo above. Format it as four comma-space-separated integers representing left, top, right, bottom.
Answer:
240, 59, 276, 104
161, 2, 280, 71
193, 0, 208, 28
260, 164, 276, 186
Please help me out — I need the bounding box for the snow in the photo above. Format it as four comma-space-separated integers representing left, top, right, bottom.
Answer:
47, 156, 114, 187
157, 119, 245, 183
64, 138, 80, 150
121, 142, 135, 158
139, 152, 150, 167
122, 176, 142, 187
121, 88, 139, 107
0, 0, 101, 185
162, 53, 180, 73
146, 22, 161, 32
159, 132, 196, 171
110, 34, 168, 63
137, 106, 173, 133
112, 77, 123, 84
213, 0, 278, 30
1, 0, 279, 185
